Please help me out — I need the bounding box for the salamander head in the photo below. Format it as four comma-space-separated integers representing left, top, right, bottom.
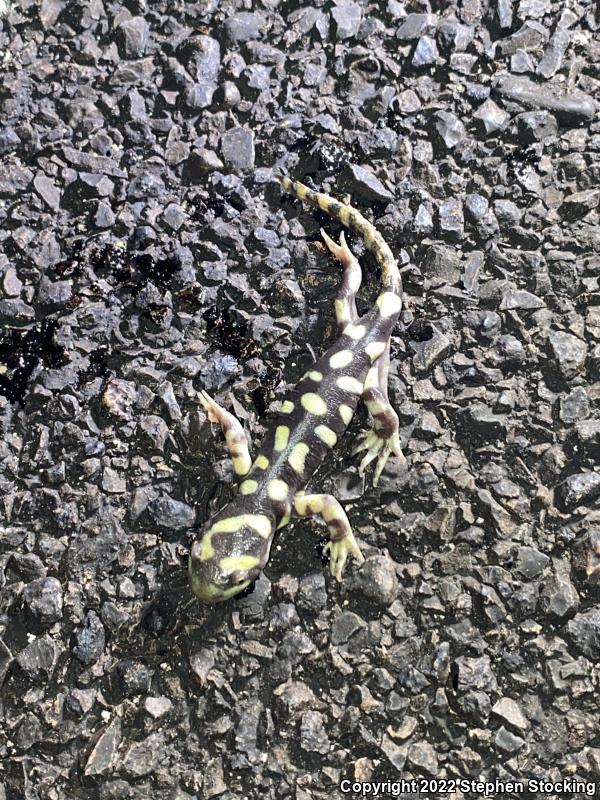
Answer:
188, 515, 268, 603
188, 543, 260, 603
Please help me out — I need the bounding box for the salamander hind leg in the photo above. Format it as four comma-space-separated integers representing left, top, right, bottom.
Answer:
198, 390, 252, 476
353, 340, 406, 486
294, 493, 365, 580
321, 229, 362, 332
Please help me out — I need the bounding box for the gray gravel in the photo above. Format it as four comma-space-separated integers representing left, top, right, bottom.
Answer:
1, 1, 600, 799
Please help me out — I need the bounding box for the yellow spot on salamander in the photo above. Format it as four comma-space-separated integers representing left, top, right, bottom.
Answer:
274, 425, 290, 452
219, 554, 260, 572
345, 323, 367, 340
277, 511, 291, 529
365, 341, 386, 362
307, 370, 323, 382
336, 376, 364, 395
315, 425, 337, 447
329, 350, 353, 369
339, 404, 353, 425
194, 535, 214, 561
281, 400, 294, 414
232, 454, 252, 475
288, 442, 309, 474
364, 365, 379, 391
322, 501, 341, 524
294, 494, 317, 516
254, 454, 269, 470
376, 291, 402, 318
239, 479, 258, 495
335, 298, 350, 323
268, 478, 289, 501
367, 398, 387, 414
301, 392, 327, 415
210, 517, 244, 533
211, 514, 271, 539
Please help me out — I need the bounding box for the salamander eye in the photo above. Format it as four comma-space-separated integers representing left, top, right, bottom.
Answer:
229, 571, 248, 586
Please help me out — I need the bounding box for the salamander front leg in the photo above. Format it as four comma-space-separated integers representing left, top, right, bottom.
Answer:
198, 390, 252, 476
354, 340, 406, 486
321, 229, 362, 332
293, 493, 365, 580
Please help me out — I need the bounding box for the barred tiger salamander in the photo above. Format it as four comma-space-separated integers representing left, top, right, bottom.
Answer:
189, 176, 405, 603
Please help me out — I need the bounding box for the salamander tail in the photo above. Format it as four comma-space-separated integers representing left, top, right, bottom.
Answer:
278, 175, 402, 299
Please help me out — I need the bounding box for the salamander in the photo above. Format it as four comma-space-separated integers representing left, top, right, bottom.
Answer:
189, 176, 405, 603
